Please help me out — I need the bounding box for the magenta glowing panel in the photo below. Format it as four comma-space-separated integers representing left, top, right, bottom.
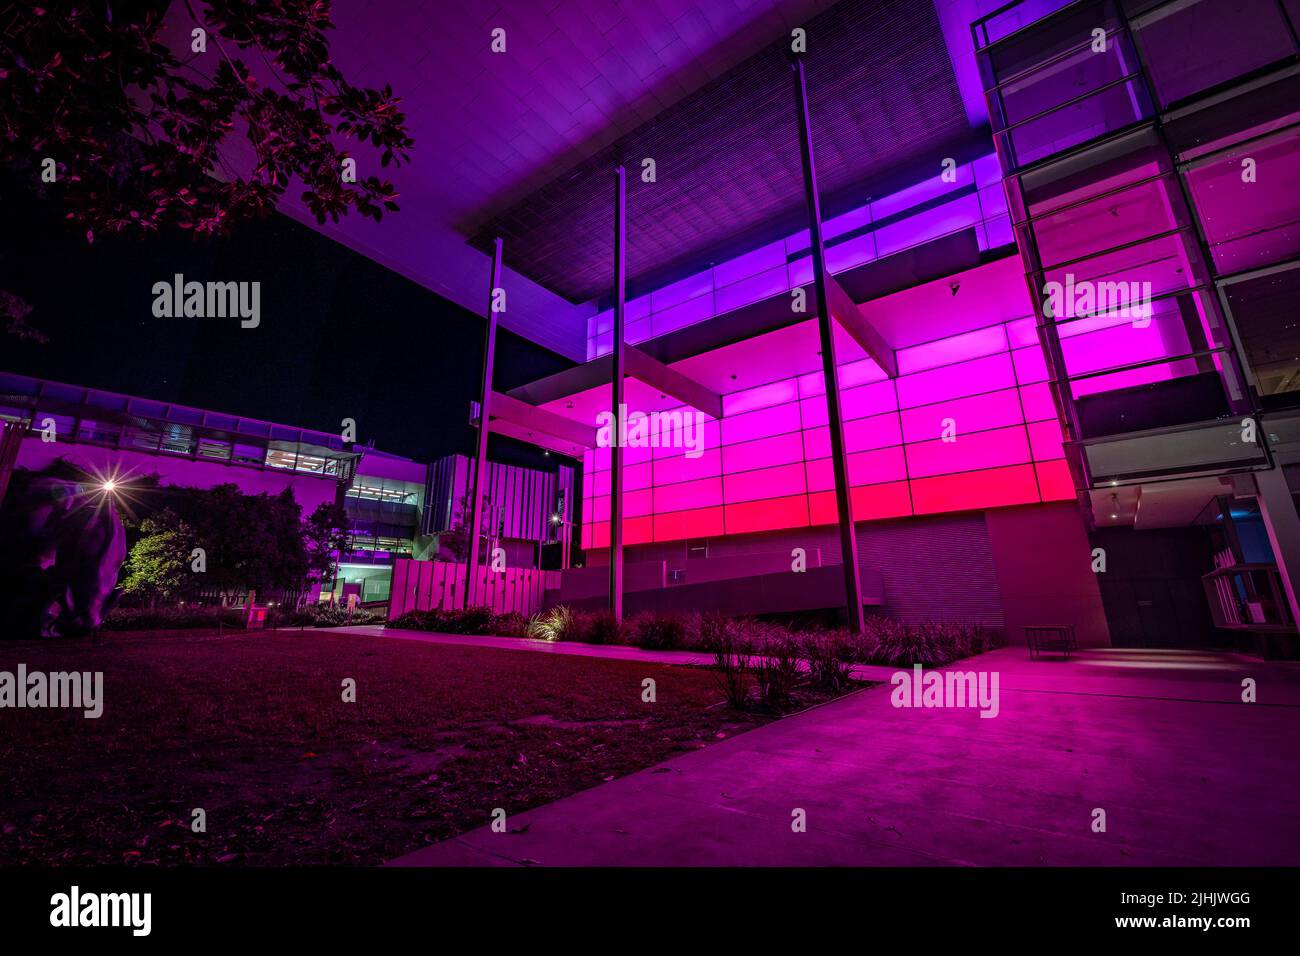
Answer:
577, 238, 1210, 546
580, 257, 1087, 548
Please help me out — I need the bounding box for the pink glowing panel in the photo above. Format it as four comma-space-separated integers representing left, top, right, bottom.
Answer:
875, 193, 983, 259
787, 254, 813, 287
801, 380, 897, 428
649, 415, 718, 458
583, 521, 606, 549
653, 506, 725, 542
797, 356, 888, 398
825, 232, 878, 273
1187, 129, 1300, 273
805, 446, 908, 492
1036, 459, 1076, 500
624, 489, 654, 518
823, 202, 876, 240
589, 445, 612, 472
712, 239, 786, 288
713, 266, 789, 315
1034, 179, 1173, 269
1059, 323, 1180, 377
1056, 310, 1158, 339
722, 431, 806, 473
591, 470, 611, 496
844, 413, 903, 453
626, 462, 654, 491
870, 163, 972, 221
1028, 419, 1066, 460
725, 494, 809, 534
1019, 383, 1059, 422
910, 463, 1041, 514
652, 447, 721, 485
804, 415, 901, 459
625, 516, 654, 546
721, 402, 802, 445
1069, 360, 1199, 398
651, 269, 713, 312
653, 476, 723, 513
895, 353, 1017, 408
905, 425, 1030, 478
1040, 233, 1198, 301
652, 295, 715, 337
897, 325, 1009, 375
1006, 317, 1038, 349
591, 494, 610, 522
841, 380, 902, 420
808, 482, 912, 524
625, 317, 652, 345
723, 379, 800, 417
900, 388, 1025, 443
623, 439, 654, 467
1012, 344, 1050, 384
723, 461, 807, 503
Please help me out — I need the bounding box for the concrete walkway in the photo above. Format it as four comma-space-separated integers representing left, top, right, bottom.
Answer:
386, 645, 1300, 866
328, 624, 902, 682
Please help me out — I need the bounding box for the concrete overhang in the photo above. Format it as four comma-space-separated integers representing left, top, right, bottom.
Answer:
471, 391, 596, 459
508, 345, 723, 420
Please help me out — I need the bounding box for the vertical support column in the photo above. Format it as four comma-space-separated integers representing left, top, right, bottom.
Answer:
793, 59, 864, 634
465, 237, 504, 608
609, 167, 627, 622
1252, 467, 1300, 627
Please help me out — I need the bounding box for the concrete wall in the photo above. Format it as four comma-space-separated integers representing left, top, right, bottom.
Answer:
581, 511, 1008, 626
985, 501, 1111, 647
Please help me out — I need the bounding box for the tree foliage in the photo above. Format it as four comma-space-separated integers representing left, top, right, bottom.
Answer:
120, 508, 194, 605
0, 1, 415, 243
303, 499, 349, 586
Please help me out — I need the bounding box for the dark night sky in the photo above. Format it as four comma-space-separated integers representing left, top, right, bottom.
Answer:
0, 185, 573, 465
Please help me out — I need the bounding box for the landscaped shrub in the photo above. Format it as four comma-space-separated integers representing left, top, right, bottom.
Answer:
274, 604, 382, 628
752, 633, 801, 708
799, 631, 856, 691
388, 606, 524, 636
524, 606, 626, 644
709, 618, 753, 709
526, 605, 575, 642
101, 606, 245, 631
626, 611, 689, 650
861, 618, 1002, 667
579, 610, 625, 645
491, 611, 530, 638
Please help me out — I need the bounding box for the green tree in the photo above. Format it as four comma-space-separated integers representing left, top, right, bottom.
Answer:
120, 509, 194, 606
304, 500, 350, 587
178, 484, 311, 601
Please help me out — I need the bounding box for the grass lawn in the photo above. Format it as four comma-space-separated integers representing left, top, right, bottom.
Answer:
0, 629, 788, 866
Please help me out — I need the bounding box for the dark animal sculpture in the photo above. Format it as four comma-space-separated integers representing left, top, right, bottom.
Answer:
0, 464, 126, 637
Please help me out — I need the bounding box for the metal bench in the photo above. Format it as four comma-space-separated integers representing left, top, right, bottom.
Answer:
1025, 624, 1075, 660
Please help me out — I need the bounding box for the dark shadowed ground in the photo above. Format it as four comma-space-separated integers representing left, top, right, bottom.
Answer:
0, 630, 781, 865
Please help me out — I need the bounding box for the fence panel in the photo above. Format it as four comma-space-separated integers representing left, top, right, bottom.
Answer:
387, 560, 559, 620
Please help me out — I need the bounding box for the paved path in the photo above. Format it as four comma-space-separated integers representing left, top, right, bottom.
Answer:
384, 645, 1300, 866
328, 624, 902, 682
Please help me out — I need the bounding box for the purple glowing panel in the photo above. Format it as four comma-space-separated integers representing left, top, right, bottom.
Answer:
581, 258, 1084, 548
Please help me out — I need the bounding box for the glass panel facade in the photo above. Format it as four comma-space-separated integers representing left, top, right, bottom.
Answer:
580, 260, 1072, 548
